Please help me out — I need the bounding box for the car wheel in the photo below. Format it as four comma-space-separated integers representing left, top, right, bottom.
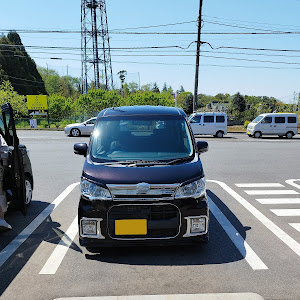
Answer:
25, 176, 33, 206
286, 131, 293, 139
254, 131, 261, 138
215, 131, 223, 138
70, 128, 81, 137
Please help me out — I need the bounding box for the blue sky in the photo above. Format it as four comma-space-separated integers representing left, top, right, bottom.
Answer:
1, 0, 300, 103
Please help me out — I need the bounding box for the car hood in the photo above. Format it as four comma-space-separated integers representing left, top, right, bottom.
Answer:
82, 158, 204, 185
66, 123, 82, 127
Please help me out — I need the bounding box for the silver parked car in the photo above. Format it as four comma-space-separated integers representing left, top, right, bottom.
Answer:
64, 117, 96, 137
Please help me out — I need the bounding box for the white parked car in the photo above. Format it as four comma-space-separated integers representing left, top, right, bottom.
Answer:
64, 117, 97, 137
247, 113, 299, 138
188, 112, 227, 138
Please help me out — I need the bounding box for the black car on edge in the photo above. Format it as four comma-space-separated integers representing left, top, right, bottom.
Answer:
74, 105, 209, 250
0, 103, 33, 215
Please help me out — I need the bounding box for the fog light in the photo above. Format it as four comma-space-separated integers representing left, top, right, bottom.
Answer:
191, 217, 206, 233
82, 220, 97, 235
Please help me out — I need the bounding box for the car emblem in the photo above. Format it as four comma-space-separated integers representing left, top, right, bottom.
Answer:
136, 182, 150, 194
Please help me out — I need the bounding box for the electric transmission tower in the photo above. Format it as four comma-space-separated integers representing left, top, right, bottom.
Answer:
81, 0, 114, 93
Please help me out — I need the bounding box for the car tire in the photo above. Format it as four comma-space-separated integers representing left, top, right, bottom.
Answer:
215, 131, 224, 138
25, 176, 33, 206
254, 131, 261, 138
286, 131, 294, 139
70, 128, 81, 137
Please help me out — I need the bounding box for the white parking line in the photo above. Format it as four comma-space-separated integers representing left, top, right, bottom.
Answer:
256, 198, 300, 205
208, 196, 268, 270
0, 182, 79, 269
40, 216, 78, 275
54, 292, 265, 300
236, 183, 284, 188
271, 209, 300, 217
207, 180, 300, 258
289, 223, 300, 233
245, 190, 299, 195
286, 179, 300, 190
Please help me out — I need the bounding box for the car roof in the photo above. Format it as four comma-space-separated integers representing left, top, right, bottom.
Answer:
98, 106, 186, 118
259, 113, 298, 116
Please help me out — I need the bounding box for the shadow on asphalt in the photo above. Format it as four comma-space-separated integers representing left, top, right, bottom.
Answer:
85, 190, 251, 266
0, 200, 82, 296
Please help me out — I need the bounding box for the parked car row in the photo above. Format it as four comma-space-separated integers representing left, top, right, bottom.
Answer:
64, 112, 299, 139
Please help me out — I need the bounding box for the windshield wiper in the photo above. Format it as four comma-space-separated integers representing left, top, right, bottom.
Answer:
164, 156, 193, 165
98, 157, 193, 167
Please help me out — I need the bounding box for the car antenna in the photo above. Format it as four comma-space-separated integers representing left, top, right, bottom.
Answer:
112, 103, 115, 110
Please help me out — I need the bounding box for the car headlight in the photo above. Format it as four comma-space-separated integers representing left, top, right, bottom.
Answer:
80, 178, 112, 201
175, 178, 206, 199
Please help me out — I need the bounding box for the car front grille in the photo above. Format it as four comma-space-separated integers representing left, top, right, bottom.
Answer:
107, 183, 179, 201
107, 204, 180, 240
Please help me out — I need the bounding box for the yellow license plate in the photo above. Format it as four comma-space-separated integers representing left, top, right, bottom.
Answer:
247, 131, 250, 135
115, 219, 147, 235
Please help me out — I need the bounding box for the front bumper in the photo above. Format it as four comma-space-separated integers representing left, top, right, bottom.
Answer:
78, 196, 209, 247
247, 127, 255, 135
64, 127, 71, 135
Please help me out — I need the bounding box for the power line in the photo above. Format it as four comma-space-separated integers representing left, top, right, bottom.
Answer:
111, 20, 197, 31
111, 60, 300, 69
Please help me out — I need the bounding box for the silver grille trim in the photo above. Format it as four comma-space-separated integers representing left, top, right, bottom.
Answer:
107, 183, 179, 201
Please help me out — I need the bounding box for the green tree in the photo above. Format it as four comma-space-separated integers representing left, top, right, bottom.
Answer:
183, 93, 194, 115
177, 92, 192, 109
232, 92, 246, 113
48, 94, 73, 119
178, 85, 185, 94
162, 82, 167, 92
0, 32, 46, 95
0, 81, 27, 117
38, 67, 80, 99
152, 82, 160, 93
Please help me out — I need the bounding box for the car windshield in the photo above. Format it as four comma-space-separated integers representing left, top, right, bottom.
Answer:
252, 115, 264, 123
90, 115, 194, 162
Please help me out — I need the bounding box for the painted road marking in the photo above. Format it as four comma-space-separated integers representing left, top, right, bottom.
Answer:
54, 292, 265, 300
0, 182, 79, 269
236, 183, 284, 188
256, 198, 300, 205
289, 223, 300, 233
271, 209, 300, 217
245, 190, 299, 195
207, 180, 300, 258
286, 179, 300, 190
40, 216, 78, 275
208, 196, 268, 270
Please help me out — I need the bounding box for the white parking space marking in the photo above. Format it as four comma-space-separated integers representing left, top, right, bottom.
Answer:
0, 182, 79, 269
271, 209, 300, 217
208, 180, 300, 258
54, 293, 264, 300
208, 196, 268, 270
245, 190, 299, 195
289, 223, 300, 233
40, 216, 78, 275
256, 198, 300, 205
54, 292, 265, 300
236, 183, 284, 188
286, 179, 300, 190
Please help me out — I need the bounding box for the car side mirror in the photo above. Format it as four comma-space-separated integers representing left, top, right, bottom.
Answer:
196, 141, 208, 154
74, 143, 88, 156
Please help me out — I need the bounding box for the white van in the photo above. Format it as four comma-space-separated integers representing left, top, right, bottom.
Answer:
247, 113, 299, 138
188, 112, 227, 138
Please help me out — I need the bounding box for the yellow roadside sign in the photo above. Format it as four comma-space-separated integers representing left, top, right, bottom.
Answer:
27, 95, 48, 111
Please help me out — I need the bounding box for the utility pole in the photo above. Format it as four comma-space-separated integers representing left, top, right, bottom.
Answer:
193, 0, 203, 113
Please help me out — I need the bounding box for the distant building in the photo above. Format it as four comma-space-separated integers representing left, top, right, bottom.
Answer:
205, 101, 229, 112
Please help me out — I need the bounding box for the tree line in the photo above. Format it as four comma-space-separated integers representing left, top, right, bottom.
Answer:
0, 31, 299, 124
